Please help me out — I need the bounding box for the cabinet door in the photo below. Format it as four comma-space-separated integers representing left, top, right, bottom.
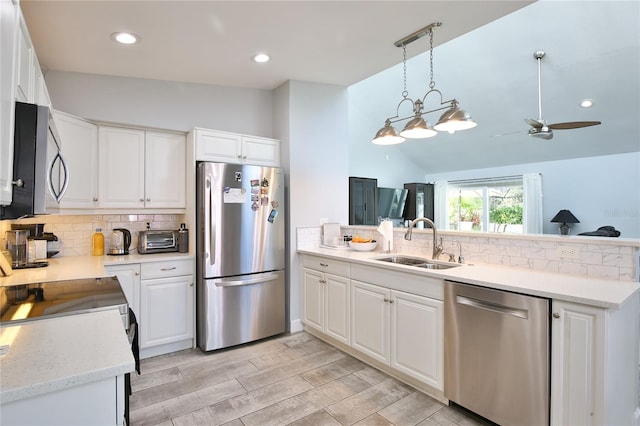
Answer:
0, 0, 18, 205
391, 290, 443, 390
14, 18, 33, 103
349, 177, 377, 225
104, 263, 141, 316
351, 280, 389, 363
324, 273, 350, 345
144, 131, 186, 208
98, 126, 145, 208
195, 129, 242, 163
140, 275, 194, 348
551, 301, 605, 426
242, 136, 280, 166
53, 111, 99, 208
302, 268, 324, 332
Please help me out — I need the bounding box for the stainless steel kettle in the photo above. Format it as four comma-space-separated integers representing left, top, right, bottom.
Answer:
109, 228, 132, 255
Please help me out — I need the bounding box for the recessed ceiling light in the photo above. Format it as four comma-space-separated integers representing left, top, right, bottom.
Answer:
252, 53, 270, 63
580, 99, 593, 108
111, 32, 140, 45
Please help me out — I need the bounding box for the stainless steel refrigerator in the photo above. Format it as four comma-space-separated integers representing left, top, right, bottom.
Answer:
196, 162, 286, 351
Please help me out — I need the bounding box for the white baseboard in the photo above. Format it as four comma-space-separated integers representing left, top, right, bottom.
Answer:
289, 319, 303, 333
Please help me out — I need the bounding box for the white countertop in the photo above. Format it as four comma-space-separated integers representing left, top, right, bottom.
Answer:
0, 252, 194, 286
0, 309, 135, 404
298, 247, 640, 309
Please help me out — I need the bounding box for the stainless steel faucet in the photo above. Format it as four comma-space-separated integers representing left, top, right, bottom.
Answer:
404, 217, 442, 260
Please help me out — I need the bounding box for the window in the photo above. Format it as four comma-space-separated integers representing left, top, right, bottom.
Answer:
446, 176, 526, 233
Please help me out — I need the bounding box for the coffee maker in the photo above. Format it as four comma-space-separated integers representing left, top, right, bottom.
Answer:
109, 228, 132, 255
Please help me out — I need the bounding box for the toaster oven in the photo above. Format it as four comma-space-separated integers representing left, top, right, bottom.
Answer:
138, 230, 178, 254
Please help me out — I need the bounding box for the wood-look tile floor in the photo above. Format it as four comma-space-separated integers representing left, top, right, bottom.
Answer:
130, 332, 493, 426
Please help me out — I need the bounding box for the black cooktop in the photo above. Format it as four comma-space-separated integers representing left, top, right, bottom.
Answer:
0, 276, 128, 325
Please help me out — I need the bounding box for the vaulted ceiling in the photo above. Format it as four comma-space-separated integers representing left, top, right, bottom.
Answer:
21, 1, 640, 173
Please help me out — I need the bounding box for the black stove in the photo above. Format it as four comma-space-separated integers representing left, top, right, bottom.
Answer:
0, 276, 129, 326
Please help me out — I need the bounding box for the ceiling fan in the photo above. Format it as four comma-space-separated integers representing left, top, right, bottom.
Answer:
525, 51, 601, 140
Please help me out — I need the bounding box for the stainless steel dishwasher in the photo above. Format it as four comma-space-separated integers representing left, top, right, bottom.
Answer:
444, 280, 550, 426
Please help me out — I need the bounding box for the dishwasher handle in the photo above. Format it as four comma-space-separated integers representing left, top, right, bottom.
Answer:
456, 295, 528, 319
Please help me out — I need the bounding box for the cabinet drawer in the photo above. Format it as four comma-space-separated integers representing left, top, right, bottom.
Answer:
302, 255, 350, 277
141, 259, 193, 279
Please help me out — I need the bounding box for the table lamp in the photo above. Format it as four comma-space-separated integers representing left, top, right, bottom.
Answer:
551, 210, 580, 235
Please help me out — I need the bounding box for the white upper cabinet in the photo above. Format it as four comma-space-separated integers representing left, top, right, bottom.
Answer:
0, 0, 19, 205
98, 126, 146, 208
14, 16, 33, 103
191, 128, 280, 166
144, 131, 186, 209
52, 110, 99, 209
98, 125, 186, 210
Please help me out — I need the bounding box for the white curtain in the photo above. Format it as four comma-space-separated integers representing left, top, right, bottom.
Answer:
523, 173, 543, 234
434, 181, 448, 230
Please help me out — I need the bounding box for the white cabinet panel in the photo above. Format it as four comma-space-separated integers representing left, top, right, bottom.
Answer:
98, 126, 145, 208
0, 0, 18, 205
351, 280, 389, 364
14, 18, 33, 103
302, 261, 350, 345
140, 275, 194, 348
192, 128, 279, 166
53, 111, 98, 208
98, 126, 185, 210
105, 263, 141, 315
391, 291, 443, 390
144, 131, 186, 208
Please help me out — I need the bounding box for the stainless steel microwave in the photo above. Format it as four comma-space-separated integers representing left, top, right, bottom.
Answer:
0, 102, 68, 219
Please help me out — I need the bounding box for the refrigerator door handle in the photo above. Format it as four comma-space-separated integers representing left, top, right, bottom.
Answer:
205, 176, 216, 266
213, 273, 280, 288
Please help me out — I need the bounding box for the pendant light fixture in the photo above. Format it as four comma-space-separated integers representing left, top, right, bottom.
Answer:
372, 22, 476, 145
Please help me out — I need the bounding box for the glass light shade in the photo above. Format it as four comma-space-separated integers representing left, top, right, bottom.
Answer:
372, 122, 405, 145
434, 105, 477, 132
400, 116, 437, 139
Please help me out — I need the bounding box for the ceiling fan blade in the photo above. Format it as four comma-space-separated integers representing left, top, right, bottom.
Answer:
525, 118, 544, 128
548, 121, 602, 130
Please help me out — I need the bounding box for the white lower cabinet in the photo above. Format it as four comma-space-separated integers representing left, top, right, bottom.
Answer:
351, 280, 444, 390
302, 256, 350, 345
550, 298, 640, 426
1, 375, 126, 426
106, 258, 195, 359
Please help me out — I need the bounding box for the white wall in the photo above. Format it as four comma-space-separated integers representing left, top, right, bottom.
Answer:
424, 152, 640, 237
45, 71, 273, 137
274, 80, 349, 327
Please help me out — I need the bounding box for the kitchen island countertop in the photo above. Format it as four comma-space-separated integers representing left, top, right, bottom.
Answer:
0, 309, 134, 404
298, 247, 640, 309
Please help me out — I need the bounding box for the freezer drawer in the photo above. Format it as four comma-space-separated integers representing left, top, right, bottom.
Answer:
444, 280, 550, 426
197, 270, 285, 351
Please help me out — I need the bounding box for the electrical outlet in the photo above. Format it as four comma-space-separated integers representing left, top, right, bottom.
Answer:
557, 245, 580, 259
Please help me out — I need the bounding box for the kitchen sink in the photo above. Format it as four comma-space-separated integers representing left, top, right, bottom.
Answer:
374, 256, 460, 269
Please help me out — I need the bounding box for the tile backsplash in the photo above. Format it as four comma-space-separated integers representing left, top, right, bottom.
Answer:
297, 226, 640, 282
1, 214, 185, 257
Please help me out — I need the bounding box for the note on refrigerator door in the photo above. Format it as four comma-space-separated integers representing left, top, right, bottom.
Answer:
223, 188, 247, 203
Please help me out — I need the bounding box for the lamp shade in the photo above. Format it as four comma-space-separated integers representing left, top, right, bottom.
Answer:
400, 116, 437, 139
434, 103, 477, 132
372, 120, 405, 145
550, 210, 580, 224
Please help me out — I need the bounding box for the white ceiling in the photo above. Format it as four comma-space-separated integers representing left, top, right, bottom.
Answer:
20, 0, 640, 173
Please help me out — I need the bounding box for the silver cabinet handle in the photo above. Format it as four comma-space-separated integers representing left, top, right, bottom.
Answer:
389, 299, 394, 304
189, 282, 194, 287
146, 198, 151, 202
319, 263, 328, 267
161, 267, 177, 271
92, 197, 98, 202
139, 198, 145, 202
384, 298, 389, 303
135, 272, 140, 276
553, 312, 560, 319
